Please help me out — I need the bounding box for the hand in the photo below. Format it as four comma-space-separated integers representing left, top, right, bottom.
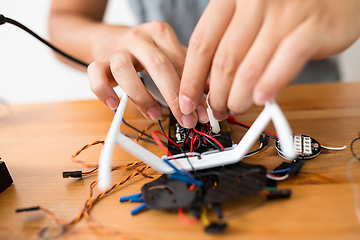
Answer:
88, 21, 207, 127
179, 0, 360, 120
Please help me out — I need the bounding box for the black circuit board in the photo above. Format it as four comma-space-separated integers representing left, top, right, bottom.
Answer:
167, 114, 233, 155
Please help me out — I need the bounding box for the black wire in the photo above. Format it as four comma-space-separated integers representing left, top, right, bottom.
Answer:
244, 135, 269, 157
202, 135, 222, 151
0, 15, 88, 67
350, 137, 360, 160
123, 133, 164, 146
233, 121, 278, 140
122, 119, 168, 146
158, 119, 165, 135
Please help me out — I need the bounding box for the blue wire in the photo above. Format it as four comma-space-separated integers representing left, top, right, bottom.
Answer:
268, 167, 291, 174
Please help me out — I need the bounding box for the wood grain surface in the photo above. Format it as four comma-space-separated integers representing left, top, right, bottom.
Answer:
1, 82, 360, 240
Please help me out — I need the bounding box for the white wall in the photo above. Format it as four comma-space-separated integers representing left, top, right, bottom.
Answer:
0, 0, 135, 105
0, 0, 359, 105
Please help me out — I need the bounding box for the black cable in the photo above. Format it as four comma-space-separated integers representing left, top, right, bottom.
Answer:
158, 119, 165, 135
0, 14, 88, 67
233, 121, 278, 140
350, 136, 360, 160
244, 135, 269, 157
122, 119, 168, 146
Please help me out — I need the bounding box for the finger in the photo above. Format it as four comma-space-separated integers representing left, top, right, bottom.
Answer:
196, 95, 209, 123
88, 61, 119, 110
227, 6, 306, 115
179, 0, 236, 115
253, 19, 321, 105
209, 1, 265, 119
125, 34, 195, 128
142, 21, 187, 78
109, 51, 161, 120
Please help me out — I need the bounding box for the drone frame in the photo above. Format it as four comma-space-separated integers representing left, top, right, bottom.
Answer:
98, 93, 295, 190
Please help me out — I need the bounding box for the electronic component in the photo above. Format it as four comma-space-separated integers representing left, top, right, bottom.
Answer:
98, 94, 295, 190
0, 160, 13, 193
167, 114, 233, 155
141, 162, 267, 210
275, 133, 321, 160
62, 171, 82, 178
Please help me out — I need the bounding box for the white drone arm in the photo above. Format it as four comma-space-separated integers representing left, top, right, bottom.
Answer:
98, 94, 295, 190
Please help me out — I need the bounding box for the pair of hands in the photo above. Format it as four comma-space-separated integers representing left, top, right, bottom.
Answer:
88, 0, 360, 128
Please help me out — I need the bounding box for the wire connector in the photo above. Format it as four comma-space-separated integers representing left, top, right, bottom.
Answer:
62, 171, 82, 178
16, 206, 40, 212
0, 14, 5, 25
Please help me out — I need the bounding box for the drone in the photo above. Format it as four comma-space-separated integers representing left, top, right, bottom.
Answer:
97, 74, 296, 190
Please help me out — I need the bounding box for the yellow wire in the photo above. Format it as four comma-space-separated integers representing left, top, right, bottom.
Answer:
202, 206, 210, 226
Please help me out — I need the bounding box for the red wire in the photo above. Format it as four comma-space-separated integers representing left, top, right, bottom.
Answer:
178, 208, 198, 225
227, 116, 278, 138
192, 128, 225, 151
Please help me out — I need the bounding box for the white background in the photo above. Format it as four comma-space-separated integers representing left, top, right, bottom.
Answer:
0, 0, 359, 105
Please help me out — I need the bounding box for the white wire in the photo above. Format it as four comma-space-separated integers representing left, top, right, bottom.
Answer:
321, 145, 347, 150
266, 174, 289, 181
346, 157, 360, 224
171, 152, 201, 159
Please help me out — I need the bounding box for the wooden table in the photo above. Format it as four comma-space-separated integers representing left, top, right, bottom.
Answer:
1, 82, 360, 240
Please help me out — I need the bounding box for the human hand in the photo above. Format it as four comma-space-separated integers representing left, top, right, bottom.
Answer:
88, 21, 208, 127
179, 0, 360, 121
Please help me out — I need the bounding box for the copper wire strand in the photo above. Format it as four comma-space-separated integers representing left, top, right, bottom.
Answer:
35, 165, 150, 238
25, 117, 167, 237
71, 140, 104, 168
135, 117, 168, 143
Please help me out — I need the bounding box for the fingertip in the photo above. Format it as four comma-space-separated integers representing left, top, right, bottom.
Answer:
253, 89, 275, 106
146, 106, 161, 121
212, 110, 228, 121
179, 95, 195, 114
104, 97, 118, 110
181, 111, 198, 129
197, 105, 209, 123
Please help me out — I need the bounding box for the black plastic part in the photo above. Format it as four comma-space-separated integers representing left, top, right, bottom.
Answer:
62, 171, 82, 178
266, 189, 292, 200
204, 222, 227, 234
167, 114, 233, 155
266, 179, 277, 188
16, 206, 40, 212
211, 203, 224, 219
188, 206, 200, 219
0, 14, 5, 25
142, 162, 267, 210
288, 160, 305, 176
273, 160, 305, 177
0, 161, 13, 193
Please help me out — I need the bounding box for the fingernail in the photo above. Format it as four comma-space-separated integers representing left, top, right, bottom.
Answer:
181, 113, 196, 128
212, 111, 226, 121
105, 98, 117, 110
179, 95, 195, 114
146, 107, 160, 120
197, 105, 209, 123
254, 91, 271, 105
229, 111, 237, 117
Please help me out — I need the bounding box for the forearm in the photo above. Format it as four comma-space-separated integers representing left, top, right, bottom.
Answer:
49, 4, 129, 65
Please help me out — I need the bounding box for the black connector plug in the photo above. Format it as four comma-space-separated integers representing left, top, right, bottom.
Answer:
0, 14, 5, 25
62, 171, 82, 178
266, 189, 292, 200
288, 160, 305, 176
0, 160, 13, 193
16, 206, 40, 212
